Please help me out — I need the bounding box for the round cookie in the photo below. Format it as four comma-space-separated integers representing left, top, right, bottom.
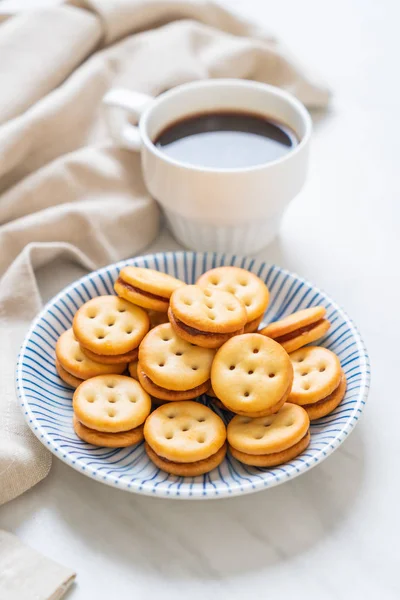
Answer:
169, 285, 247, 349
139, 323, 215, 391
73, 374, 151, 433
288, 346, 342, 406
211, 333, 293, 417
114, 267, 185, 312
56, 329, 126, 378
73, 295, 149, 356
260, 306, 330, 353
55, 357, 83, 388
302, 372, 347, 421
73, 414, 144, 448
228, 403, 310, 466
144, 401, 227, 475
197, 266, 269, 333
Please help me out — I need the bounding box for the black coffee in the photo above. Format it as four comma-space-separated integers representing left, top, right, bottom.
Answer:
154, 111, 298, 169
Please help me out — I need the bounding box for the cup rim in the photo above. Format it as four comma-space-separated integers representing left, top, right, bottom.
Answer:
139, 79, 312, 174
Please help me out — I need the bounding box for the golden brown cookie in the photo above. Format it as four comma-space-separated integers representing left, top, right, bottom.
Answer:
288, 346, 342, 405
228, 403, 310, 466
81, 346, 138, 365
144, 401, 227, 475
128, 360, 139, 380
55, 357, 83, 388
73, 374, 151, 432
73, 414, 144, 447
114, 267, 185, 312
197, 266, 269, 333
56, 328, 126, 379
137, 323, 215, 400
73, 295, 149, 356
169, 285, 247, 349
260, 306, 330, 353
303, 372, 347, 420
211, 333, 293, 417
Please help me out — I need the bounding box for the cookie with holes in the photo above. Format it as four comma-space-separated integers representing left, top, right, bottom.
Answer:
260, 306, 330, 353
144, 401, 227, 476
228, 403, 310, 466
73, 295, 149, 363
138, 323, 215, 401
197, 266, 269, 333
211, 333, 293, 417
73, 375, 151, 447
168, 285, 247, 349
55, 328, 126, 388
288, 346, 346, 420
114, 267, 185, 313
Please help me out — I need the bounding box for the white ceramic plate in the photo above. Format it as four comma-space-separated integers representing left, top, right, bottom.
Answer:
16, 252, 370, 499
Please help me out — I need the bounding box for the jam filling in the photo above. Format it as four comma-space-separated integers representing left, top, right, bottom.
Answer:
173, 314, 241, 338
116, 278, 168, 303
146, 442, 225, 465
274, 319, 326, 343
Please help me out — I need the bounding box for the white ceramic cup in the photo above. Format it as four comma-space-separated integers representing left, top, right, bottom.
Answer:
103, 79, 312, 254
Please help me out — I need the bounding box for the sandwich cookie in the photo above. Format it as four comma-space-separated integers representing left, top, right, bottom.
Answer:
138, 323, 215, 401
197, 266, 269, 333
73, 374, 151, 447
73, 295, 149, 363
228, 403, 310, 467
169, 285, 247, 349
211, 333, 293, 417
114, 267, 185, 313
260, 306, 330, 353
288, 346, 346, 420
55, 328, 126, 388
144, 401, 227, 476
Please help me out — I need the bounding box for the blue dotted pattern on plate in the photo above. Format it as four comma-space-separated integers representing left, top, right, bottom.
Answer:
16, 252, 370, 499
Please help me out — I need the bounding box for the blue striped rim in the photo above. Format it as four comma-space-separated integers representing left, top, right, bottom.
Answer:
16, 252, 370, 499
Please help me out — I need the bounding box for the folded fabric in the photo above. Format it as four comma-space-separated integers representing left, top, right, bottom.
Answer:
0, 530, 75, 600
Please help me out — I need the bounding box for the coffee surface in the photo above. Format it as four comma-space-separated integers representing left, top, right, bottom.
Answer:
154, 112, 298, 169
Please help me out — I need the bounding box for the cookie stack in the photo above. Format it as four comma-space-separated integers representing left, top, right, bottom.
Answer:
72, 375, 151, 448
54, 264, 346, 477
137, 322, 215, 400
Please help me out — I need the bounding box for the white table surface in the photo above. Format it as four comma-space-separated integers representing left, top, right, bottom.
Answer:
0, 0, 399, 598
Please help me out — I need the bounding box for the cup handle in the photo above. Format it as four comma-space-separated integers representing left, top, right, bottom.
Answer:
102, 88, 154, 151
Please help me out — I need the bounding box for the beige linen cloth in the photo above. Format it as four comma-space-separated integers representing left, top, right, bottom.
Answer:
0, 0, 329, 596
